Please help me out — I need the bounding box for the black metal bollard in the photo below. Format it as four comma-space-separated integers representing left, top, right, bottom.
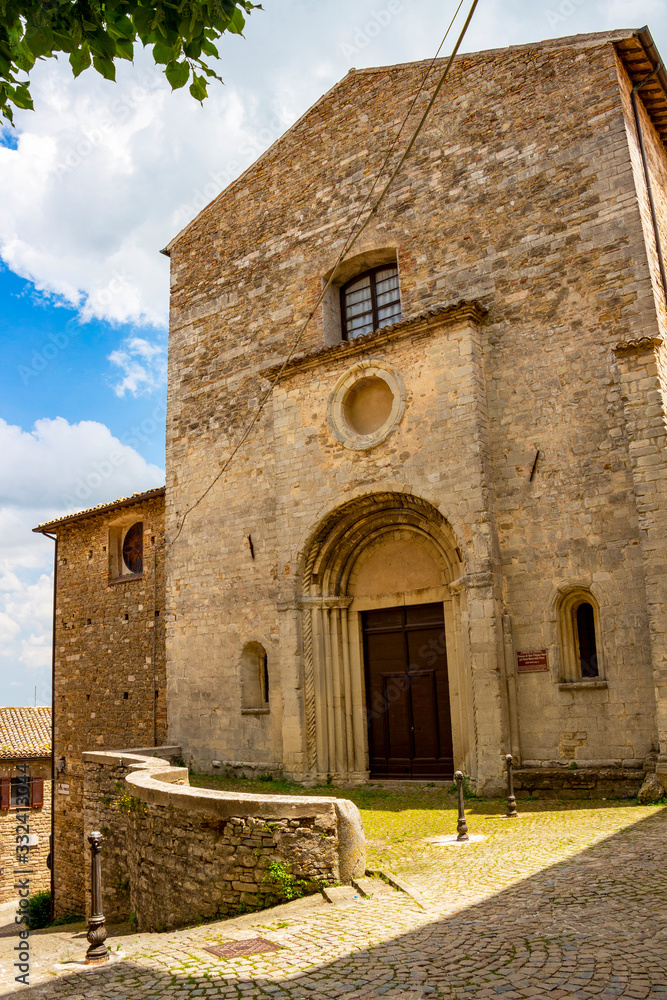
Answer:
86, 831, 109, 964
454, 770, 469, 841
505, 754, 519, 818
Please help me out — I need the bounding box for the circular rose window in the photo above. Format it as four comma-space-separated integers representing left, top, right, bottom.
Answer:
328, 361, 405, 450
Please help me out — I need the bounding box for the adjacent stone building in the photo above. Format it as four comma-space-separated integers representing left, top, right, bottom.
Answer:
0, 708, 51, 902
34, 489, 166, 916
161, 26, 667, 793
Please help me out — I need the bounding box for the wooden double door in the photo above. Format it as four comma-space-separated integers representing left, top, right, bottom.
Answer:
363, 602, 454, 780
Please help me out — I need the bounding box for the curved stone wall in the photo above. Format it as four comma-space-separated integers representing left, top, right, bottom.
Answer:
82, 750, 365, 932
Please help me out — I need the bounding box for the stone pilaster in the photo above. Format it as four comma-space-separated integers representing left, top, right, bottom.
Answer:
614, 337, 667, 775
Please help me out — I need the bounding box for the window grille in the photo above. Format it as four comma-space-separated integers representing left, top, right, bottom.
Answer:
341, 265, 401, 340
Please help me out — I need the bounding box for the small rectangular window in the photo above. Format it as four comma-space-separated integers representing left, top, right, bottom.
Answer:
341, 266, 401, 340
11, 776, 30, 808
0, 776, 41, 809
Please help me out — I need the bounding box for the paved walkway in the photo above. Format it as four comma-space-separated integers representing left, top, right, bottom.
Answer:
1, 802, 665, 998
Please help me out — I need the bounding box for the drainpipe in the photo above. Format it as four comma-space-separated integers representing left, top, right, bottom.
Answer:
152, 542, 158, 747
630, 63, 667, 308
40, 530, 57, 923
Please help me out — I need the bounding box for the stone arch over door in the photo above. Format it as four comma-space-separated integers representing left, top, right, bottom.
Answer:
296, 492, 473, 782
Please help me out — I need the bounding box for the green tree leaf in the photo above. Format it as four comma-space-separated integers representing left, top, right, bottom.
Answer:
228, 7, 246, 33
0, 1, 261, 122
69, 45, 91, 78
92, 54, 116, 82
189, 72, 207, 102
24, 25, 54, 59
152, 40, 175, 64
10, 84, 33, 110
165, 59, 189, 90
200, 39, 219, 58
89, 32, 117, 61
115, 38, 134, 61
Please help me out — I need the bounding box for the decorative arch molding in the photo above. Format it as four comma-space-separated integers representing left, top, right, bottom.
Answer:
299, 490, 465, 595
544, 579, 609, 686
294, 492, 468, 780
553, 584, 605, 684
322, 246, 398, 288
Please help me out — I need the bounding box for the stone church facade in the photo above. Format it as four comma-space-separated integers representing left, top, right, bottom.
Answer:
162, 27, 667, 793
38, 25, 667, 832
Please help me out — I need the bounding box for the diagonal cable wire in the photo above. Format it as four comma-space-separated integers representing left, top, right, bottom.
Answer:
172, 0, 480, 544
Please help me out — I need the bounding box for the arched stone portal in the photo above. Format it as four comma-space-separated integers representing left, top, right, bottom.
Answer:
292, 492, 476, 783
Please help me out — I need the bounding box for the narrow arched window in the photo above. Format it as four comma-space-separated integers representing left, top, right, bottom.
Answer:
262, 651, 269, 703
240, 642, 270, 713
576, 602, 598, 678
341, 266, 401, 340
557, 588, 604, 684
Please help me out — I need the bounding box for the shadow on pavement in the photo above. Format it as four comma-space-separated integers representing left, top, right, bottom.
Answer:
4, 808, 666, 999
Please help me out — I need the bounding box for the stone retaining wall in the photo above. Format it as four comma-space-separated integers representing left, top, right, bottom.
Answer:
83, 751, 364, 932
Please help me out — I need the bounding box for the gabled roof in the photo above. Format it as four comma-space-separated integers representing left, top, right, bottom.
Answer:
163, 27, 657, 257
33, 487, 165, 534
0, 707, 51, 759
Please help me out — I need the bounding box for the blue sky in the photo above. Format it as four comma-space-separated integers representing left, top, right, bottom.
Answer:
1, 0, 666, 706
1, 266, 166, 468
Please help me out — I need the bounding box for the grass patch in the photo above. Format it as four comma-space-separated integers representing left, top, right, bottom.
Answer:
190, 772, 658, 875
26, 890, 51, 930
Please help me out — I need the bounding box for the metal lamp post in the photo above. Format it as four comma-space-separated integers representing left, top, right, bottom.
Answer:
85, 831, 109, 965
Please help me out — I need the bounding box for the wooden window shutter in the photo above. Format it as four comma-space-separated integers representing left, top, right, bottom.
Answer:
31, 777, 44, 809
0, 778, 9, 810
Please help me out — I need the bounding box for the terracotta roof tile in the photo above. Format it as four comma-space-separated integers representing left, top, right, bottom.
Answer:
33, 487, 165, 534
0, 707, 52, 759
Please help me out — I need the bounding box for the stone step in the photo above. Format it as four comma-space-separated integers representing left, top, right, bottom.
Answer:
322, 885, 363, 907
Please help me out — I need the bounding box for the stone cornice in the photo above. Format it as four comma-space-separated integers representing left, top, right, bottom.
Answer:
263, 301, 487, 382
613, 336, 663, 355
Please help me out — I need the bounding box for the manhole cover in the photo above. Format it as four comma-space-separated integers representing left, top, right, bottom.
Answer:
203, 937, 282, 958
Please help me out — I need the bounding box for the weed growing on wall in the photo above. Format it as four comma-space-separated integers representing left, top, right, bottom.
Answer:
264, 861, 309, 901
448, 774, 477, 799
112, 782, 147, 815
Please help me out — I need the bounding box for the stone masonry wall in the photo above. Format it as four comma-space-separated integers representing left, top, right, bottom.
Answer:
165, 33, 661, 781
0, 759, 51, 904
83, 752, 365, 933
51, 494, 166, 918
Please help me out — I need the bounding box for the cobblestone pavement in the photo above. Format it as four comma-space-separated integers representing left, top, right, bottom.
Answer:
1, 802, 665, 999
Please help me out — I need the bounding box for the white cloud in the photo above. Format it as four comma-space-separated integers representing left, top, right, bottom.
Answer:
0, 556, 55, 706
0, 416, 164, 509
0, 416, 165, 704
108, 336, 168, 397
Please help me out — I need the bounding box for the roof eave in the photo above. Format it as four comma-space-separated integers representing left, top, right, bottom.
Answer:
33, 486, 165, 534
615, 26, 667, 148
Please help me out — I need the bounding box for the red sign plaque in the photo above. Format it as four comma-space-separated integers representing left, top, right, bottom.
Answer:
517, 649, 549, 672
